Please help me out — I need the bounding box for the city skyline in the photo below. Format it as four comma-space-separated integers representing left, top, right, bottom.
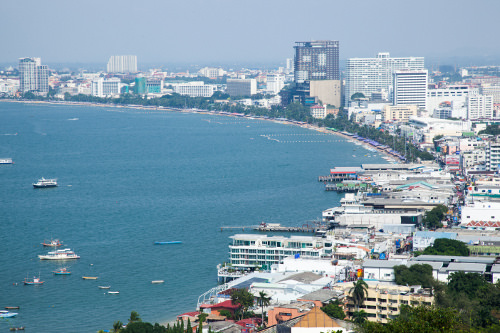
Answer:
1, 0, 500, 67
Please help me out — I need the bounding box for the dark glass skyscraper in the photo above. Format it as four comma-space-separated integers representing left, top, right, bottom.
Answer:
293, 40, 339, 84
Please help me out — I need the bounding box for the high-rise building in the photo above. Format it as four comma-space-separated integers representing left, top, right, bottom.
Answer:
91, 78, 121, 97
226, 79, 257, 97
291, 40, 340, 107
266, 74, 285, 95
468, 95, 494, 120
294, 40, 339, 83
19, 57, 49, 94
393, 70, 428, 109
345, 52, 424, 107
107, 55, 137, 73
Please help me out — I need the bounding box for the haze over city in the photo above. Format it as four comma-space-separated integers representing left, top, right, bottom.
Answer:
2, 0, 500, 68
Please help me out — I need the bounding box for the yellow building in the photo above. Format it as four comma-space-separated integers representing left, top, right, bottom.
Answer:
383, 104, 418, 122
334, 282, 434, 324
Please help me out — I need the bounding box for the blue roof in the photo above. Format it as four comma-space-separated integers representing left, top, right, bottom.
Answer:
414, 231, 457, 239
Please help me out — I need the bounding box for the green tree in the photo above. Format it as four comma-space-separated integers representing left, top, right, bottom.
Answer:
129, 311, 142, 323
255, 291, 271, 325
186, 319, 192, 333
321, 300, 346, 320
423, 238, 470, 256
230, 288, 254, 319
351, 92, 365, 101
421, 205, 449, 229
349, 279, 369, 311
393, 264, 434, 288
113, 320, 123, 332
197, 312, 208, 323
351, 310, 368, 325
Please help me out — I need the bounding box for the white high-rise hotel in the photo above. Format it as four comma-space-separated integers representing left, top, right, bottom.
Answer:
18, 57, 49, 94
393, 70, 428, 109
344, 52, 424, 106
107, 55, 137, 73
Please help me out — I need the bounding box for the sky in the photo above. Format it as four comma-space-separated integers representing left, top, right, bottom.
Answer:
2, 0, 500, 68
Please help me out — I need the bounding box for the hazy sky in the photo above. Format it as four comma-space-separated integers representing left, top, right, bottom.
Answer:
2, 0, 500, 67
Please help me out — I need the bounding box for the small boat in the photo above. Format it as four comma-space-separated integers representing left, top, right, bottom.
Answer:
23, 276, 44, 285
9, 327, 25, 331
39, 248, 80, 260
33, 177, 58, 188
0, 310, 17, 318
41, 239, 63, 247
4, 307, 19, 310
82, 276, 98, 280
53, 267, 71, 275
98, 286, 110, 289
154, 241, 182, 245
151, 280, 164, 284
0, 158, 13, 164
108, 291, 119, 294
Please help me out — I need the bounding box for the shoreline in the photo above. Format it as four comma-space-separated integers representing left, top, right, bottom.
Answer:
2, 99, 400, 163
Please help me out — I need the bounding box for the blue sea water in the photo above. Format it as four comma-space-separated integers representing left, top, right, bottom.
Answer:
0, 101, 386, 332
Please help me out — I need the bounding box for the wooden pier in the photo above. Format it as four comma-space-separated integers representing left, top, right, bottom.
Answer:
318, 175, 357, 182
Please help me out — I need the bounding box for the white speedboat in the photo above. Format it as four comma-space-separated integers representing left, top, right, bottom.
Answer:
0, 310, 18, 318
33, 178, 58, 188
39, 248, 80, 260
108, 291, 119, 294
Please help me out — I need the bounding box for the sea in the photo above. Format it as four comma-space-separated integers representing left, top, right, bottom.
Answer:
0, 101, 387, 332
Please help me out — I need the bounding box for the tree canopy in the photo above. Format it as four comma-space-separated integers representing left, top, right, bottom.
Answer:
422, 238, 470, 256
421, 205, 448, 229
321, 300, 346, 320
393, 264, 434, 288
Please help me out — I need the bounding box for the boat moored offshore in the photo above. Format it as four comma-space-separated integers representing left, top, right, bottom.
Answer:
0, 310, 18, 318
39, 248, 80, 260
33, 178, 58, 188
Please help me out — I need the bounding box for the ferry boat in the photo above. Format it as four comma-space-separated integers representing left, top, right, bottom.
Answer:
23, 276, 44, 285
33, 178, 58, 188
0, 310, 18, 318
0, 158, 13, 164
52, 267, 71, 275
39, 248, 80, 260
41, 239, 63, 247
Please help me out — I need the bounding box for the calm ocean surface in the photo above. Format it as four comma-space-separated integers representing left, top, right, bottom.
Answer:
0, 101, 386, 332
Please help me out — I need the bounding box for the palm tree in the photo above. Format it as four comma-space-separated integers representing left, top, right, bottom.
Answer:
129, 311, 141, 323
351, 310, 368, 325
255, 291, 271, 326
113, 320, 123, 333
349, 279, 369, 312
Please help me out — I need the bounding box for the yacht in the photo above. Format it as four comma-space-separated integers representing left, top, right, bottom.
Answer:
0, 310, 18, 318
39, 248, 80, 260
33, 178, 58, 188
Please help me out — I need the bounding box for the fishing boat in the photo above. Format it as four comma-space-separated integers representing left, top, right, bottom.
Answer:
0, 310, 18, 318
39, 248, 80, 260
41, 239, 63, 247
154, 241, 182, 245
108, 291, 119, 294
52, 267, 71, 275
9, 327, 25, 331
4, 307, 20, 310
98, 286, 110, 289
151, 280, 165, 284
23, 276, 44, 285
82, 276, 98, 280
33, 178, 58, 188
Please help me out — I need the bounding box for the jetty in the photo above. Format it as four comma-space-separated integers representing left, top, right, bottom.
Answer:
220, 223, 316, 233
325, 182, 371, 192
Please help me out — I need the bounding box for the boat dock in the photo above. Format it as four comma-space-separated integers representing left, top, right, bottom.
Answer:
220, 223, 316, 233
325, 182, 371, 192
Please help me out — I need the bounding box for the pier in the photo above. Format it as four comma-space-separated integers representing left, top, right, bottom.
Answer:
325, 182, 371, 192
220, 223, 318, 233
319, 175, 357, 182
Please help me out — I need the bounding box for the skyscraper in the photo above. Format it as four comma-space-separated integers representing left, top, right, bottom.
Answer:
19, 57, 49, 94
344, 52, 424, 107
107, 55, 137, 73
294, 40, 339, 83
290, 40, 340, 107
393, 69, 428, 109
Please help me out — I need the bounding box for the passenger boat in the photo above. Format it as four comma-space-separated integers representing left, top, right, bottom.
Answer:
39, 248, 80, 260
98, 286, 110, 289
82, 276, 98, 280
52, 267, 71, 275
151, 280, 165, 284
154, 241, 182, 245
41, 239, 63, 247
33, 178, 58, 188
0, 310, 18, 318
23, 276, 44, 285
108, 291, 119, 294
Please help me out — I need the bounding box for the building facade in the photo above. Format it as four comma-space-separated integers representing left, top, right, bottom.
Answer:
226, 79, 257, 97
393, 70, 428, 109
344, 52, 425, 107
19, 57, 49, 94
468, 94, 494, 120
107, 55, 137, 73
173, 81, 216, 97
91, 77, 121, 97
293, 40, 339, 83
383, 105, 418, 122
